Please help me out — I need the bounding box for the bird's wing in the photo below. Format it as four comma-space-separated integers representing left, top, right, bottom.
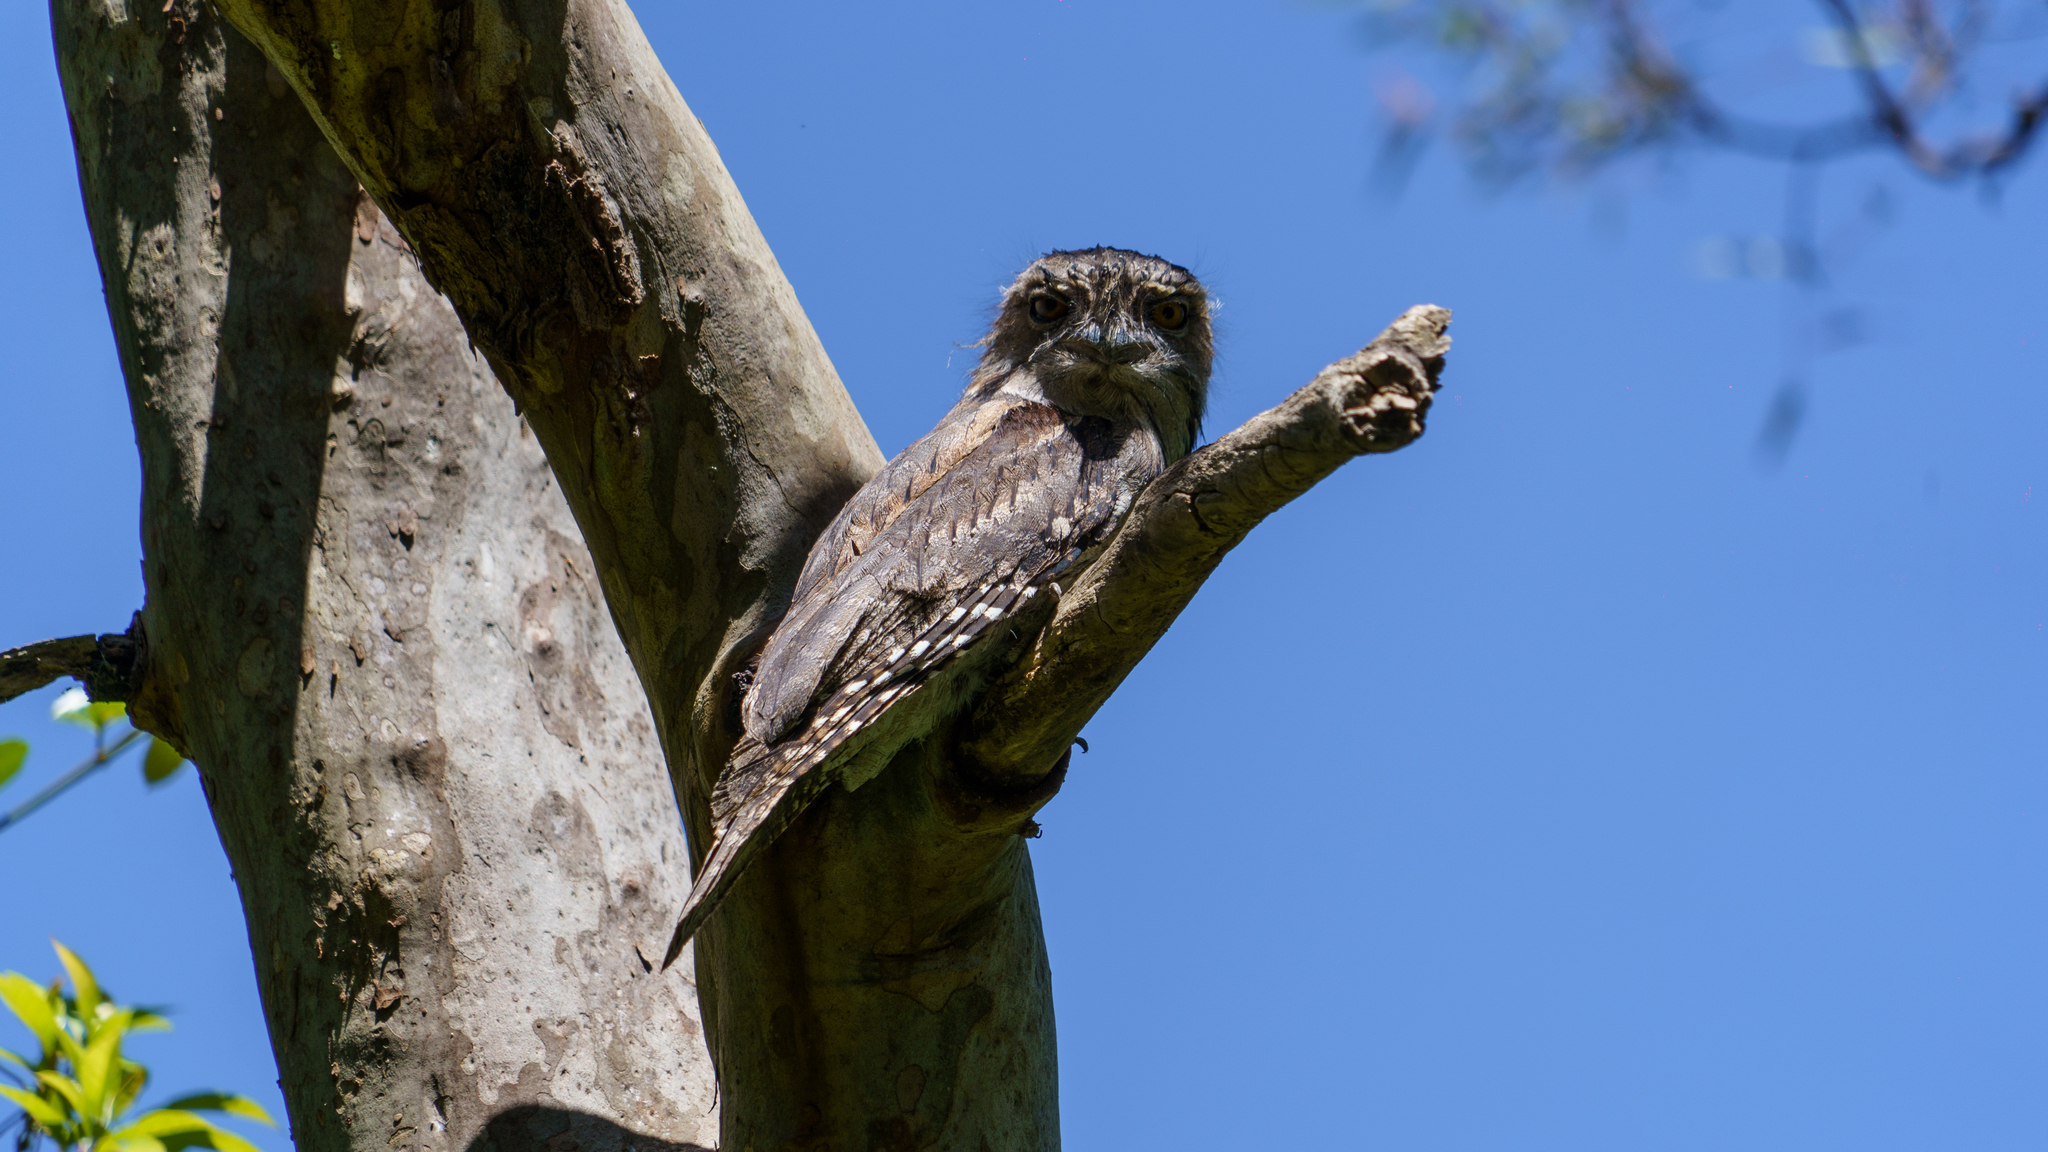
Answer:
663, 400, 1150, 967
740, 396, 1037, 742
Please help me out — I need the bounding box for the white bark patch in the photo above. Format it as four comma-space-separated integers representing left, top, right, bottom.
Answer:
662, 152, 695, 210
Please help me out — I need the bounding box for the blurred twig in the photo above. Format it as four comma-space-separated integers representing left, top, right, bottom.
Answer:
0, 728, 147, 834
1361, 0, 2047, 184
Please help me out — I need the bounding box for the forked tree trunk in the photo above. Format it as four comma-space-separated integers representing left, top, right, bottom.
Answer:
49, 0, 1449, 1147
51, 4, 717, 1150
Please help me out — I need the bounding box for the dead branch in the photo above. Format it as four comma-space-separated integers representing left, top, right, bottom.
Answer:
0, 626, 136, 706
0, 636, 96, 705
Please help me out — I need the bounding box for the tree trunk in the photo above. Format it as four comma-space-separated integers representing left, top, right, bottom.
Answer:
51, 5, 717, 1151
193, 0, 1080, 1142
52, 0, 1450, 1146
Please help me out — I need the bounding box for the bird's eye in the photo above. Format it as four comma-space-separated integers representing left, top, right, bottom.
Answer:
1028, 294, 1069, 324
1150, 300, 1189, 330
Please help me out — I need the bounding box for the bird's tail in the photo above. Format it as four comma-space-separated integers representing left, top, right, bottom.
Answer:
662, 671, 933, 969
660, 742, 827, 970
660, 823, 755, 969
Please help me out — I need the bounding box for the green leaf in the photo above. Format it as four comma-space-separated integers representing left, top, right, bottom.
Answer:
52, 941, 102, 1023
0, 973, 59, 1052
106, 1133, 168, 1152
114, 1061, 148, 1115
35, 1070, 87, 1118
77, 1012, 128, 1122
141, 739, 185, 785
115, 1111, 210, 1138
54, 1025, 89, 1072
51, 689, 126, 734
0, 739, 25, 790
180, 1121, 262, 1152
157, 1096, 273, 1126
0, 1083, 68, 1129
153, 1133, 226, 1152
126, 1011, 172, 1034
0, 1045, 31, 1070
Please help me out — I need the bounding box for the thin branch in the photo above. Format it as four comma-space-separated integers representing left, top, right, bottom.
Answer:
0, 728, 146, 834
1375, 0, 2048, 185
1817, 0, 1949, 171
1969, 81, 2048, 174
961, 305, 1452, 788
1811, 0, 2048, 177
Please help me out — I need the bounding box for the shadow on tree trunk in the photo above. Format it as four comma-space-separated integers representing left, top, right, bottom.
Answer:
468, 1106, 711, 1152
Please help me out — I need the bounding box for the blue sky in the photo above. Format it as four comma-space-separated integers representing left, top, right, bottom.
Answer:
2, 3, 2042, 1150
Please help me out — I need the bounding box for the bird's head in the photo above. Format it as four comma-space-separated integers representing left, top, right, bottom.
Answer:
973, 247, 1212, 461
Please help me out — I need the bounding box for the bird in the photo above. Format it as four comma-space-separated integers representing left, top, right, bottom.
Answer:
663, 247, 1213, 968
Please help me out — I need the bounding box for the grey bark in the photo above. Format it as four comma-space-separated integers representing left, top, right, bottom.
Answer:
51, 6, 717, 1152
52, 0, 1451, 1146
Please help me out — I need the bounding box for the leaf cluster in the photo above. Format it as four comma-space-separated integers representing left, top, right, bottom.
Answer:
0, 944, 271, 1152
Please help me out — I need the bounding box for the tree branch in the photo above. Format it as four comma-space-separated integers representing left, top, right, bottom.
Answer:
0, 636, 95, 705
0, 729, 146, 834
963, 305, 1451, 787
1810, 0, 2048, 179
1371, 0, 2047, 185
1817, 0, 1948, 171
0, 627, 136, 707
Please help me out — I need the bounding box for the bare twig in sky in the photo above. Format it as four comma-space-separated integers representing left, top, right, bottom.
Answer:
1361, 0, 2046, 184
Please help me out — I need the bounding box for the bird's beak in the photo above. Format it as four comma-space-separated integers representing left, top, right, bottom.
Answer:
1097, 333, 1149, 365
1061, 325, 1147, 366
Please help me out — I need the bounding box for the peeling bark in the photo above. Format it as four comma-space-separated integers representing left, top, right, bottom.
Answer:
52, 5, 715, 1152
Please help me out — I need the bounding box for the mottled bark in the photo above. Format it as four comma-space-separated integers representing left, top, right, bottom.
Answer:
51, 6, 716, 1152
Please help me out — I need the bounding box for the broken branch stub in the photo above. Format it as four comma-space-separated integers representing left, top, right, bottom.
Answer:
0, 628, 139, 708
0, 637, 97, 706
960, 304, 1452, 788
